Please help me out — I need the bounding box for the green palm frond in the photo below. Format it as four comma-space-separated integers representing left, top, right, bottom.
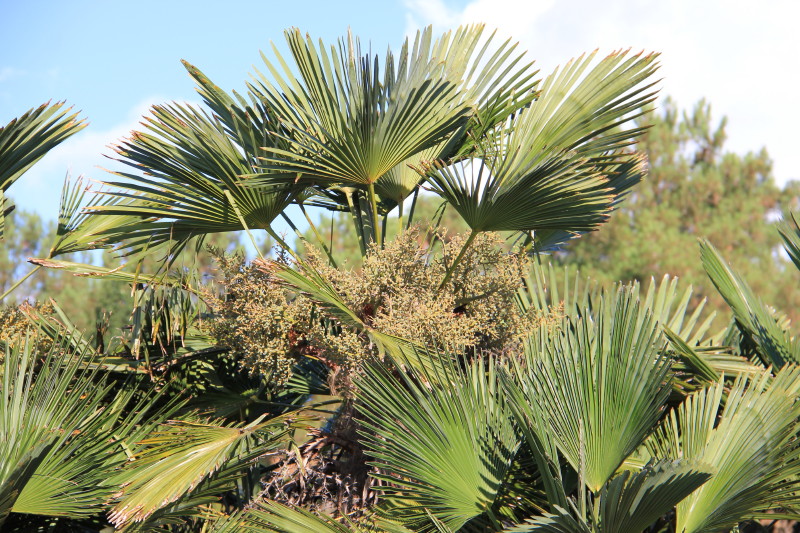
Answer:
107, 411, 297, 528
513, 287, 672, 492
0, 335, 172, 524
85, 101, 300, 258
505, 504, 591, 533
597, 460, 712, 532
422, 49, 658, 235
357, 351, 519, 531
251, 26, 479, 188
0, 101, 86, 239
509, 461, 712, 532
646, 366, 800, 532
210, 500, 353, 533
778, 212, 800, 272
700, 239, 800, 366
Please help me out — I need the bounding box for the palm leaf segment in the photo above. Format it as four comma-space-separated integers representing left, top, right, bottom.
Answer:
0, 101, 86, 239
423, 50, 658, 236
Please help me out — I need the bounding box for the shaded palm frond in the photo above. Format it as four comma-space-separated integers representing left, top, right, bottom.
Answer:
778, 211, 800, 272
357, 350, 519, 531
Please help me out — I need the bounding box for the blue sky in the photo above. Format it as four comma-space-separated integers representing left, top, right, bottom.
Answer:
2, 0, 799, 228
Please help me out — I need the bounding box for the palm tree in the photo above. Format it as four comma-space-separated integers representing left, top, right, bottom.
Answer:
7, 24, 800, 533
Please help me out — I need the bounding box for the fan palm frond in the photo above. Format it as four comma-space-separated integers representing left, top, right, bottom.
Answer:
511, 287, 671, 492
700, 239, 800, 366
646, 366, 800, 532
422, 49, 658, 236
107, 411, 299, 527
357, 350, 519, 530
85, 102, 300, 258
0, 101, 86, 239
0, 334, 173, 525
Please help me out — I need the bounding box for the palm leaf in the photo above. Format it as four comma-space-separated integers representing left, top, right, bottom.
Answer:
700, 238, 800, 366
514, 286, 672, 492
0, 101, 86, 239
210, 500, 352, 533
597, 460, 712, 532
422, 49, 658, 235
646, 366, 800, 532
250, 26, 479, 188
85, 102, 300, 257
778, 212, 800, 272
106, 412, 296, 527
357, 351, 519, 530
0, 334, 171, 522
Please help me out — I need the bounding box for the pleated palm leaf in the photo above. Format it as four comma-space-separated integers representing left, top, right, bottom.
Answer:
700, 238, 800, 366
248, 25, 539, 244
507, 460, 713, 533
209, 500, 417, 533
106, 411, 299, 528
422, 49, 657, 260
508, 286, 672, 493
0, 335, 173, 526
518, 260, 757, 388
646, 366, 800, 532
0, 101, 86, 239
356, 350, 520, 531
85, 101, 301, 258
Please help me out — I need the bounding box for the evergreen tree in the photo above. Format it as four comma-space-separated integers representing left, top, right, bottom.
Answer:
560, 98, 800, 321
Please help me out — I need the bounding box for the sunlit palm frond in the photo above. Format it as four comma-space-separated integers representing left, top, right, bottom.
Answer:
646, 366, 800, 532
0, 335, 172, 525
209, 500, 353, 533
85, 102, 300, 257
0, 101, 86, 239
512, 287, 672, 492
423, 50, 658, 235
107, 412, 296, 528
700, 239, 800, 366
251, 26, 482, 188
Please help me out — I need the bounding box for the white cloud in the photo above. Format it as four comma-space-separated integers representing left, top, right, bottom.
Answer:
405, 0, 800, 185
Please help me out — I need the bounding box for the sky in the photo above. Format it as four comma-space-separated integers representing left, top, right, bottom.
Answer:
2, 0, 799, 228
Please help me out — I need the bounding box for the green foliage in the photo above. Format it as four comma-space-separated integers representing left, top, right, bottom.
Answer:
560, 98, 800, 321
8, 22, 800, 533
